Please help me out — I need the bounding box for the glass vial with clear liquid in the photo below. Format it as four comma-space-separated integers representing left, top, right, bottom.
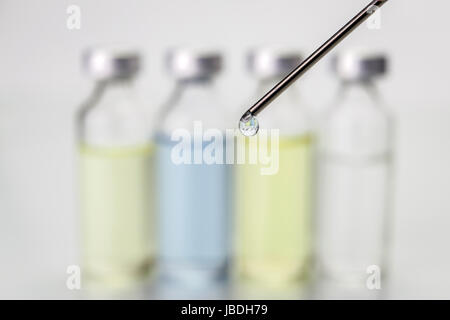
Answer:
77, 48, 155, 290
317, 50, 393, 288
156, 49, 230, 286
235, 48, 314, 289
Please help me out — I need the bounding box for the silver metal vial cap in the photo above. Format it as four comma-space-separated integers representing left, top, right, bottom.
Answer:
333, 49, 387, 82
166, 48, 222, 80
248, 48, 304, 79
82, 46, 140, 80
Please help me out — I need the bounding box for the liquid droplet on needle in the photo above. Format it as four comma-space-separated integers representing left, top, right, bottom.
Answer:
239, 112, 259, 136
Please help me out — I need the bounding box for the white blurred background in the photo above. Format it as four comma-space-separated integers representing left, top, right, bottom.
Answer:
0, 0, 449, 299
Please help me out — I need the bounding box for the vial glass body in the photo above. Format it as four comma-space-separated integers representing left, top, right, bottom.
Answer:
235, 78, 314, 289
317, 80, 393, 287
156, 78, 230, 285
77, 79, 155, 290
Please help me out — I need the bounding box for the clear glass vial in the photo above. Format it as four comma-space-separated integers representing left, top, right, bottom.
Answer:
317, 50, 393, 288
235, 48, 313, 290
77, 47, 155, 291
156, 48, 230, 287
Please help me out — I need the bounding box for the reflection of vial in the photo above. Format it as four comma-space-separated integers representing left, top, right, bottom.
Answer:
156, 49, 229, 286
235, 48, 313, 289
77, 48, 155, 290
317, 50, 392, 287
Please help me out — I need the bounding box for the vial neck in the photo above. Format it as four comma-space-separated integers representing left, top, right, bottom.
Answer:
94, 77, 135, 107
177, 77, 214, 91
257, 76, 299, 104
339, 79, 379, 103
174, 77, 216, 104
257, 76, 283, 91
157, 76, 222, 133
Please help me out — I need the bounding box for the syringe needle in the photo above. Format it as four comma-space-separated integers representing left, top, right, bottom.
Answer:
239, 0, 389, 136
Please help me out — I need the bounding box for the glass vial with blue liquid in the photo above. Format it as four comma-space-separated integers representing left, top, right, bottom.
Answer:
235, 48, 314, 289
156, 49, 230, 287
317, 50, 392, 289
77, 48, 155, 290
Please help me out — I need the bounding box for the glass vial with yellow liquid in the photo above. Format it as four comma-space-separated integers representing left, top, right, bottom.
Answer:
77, 48, 155, 290
317, 50, 392, 290
235, 48, 314, 289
